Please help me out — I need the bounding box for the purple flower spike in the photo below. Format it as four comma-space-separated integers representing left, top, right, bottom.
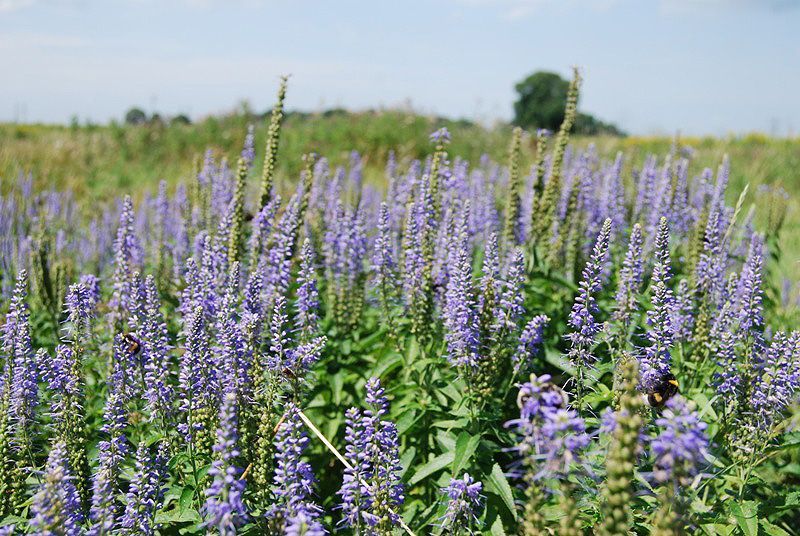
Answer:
651, 397, 709, 487
297, 239, 320, 341
338, 378, 404, 531
119, 441, 170, 535
430, 127, 451, 144
204, 390, 248, 535
496, 248, 526, 332
513, 315, 549, 375
640, 217, 675, 392
613, 223, 644, 325
240, 124, 256, 166
443, 232, 478, 370
567, 218, 612, 368
268, 403, 325, 532
31, 441, 84, 536
507, 374, 588, 480
736, 234, 765, 338
141, 275, 174, 425
440, 473, 483, 534
749, 331, 800, 431
111, 195, 142, 320
5, 271, 38, 439
371, 202, 397, 299
79, 273, 101, 308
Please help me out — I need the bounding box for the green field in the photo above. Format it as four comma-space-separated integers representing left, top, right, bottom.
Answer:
3, 104, 800, 534
2, 112, 798, 285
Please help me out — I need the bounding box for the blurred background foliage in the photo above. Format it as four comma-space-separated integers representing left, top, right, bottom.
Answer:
2, 110, 798, 283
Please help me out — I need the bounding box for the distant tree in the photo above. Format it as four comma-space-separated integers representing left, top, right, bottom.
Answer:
171, 114, 191, 126
125, 107, 147, 126
575, 112, 625, 136
513, 71, 570, 132
513, 70, 624, 136
149, 113, 165, 127
322, 108, 348, 118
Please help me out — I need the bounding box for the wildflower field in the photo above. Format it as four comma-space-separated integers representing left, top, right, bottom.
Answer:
1, 73, 799, 535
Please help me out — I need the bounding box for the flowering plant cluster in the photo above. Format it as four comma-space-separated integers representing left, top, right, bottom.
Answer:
0, 73, 798, 535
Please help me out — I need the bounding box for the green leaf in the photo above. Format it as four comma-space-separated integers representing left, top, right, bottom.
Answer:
759, 491, 800, 516
157, 506, 202, 524
195, 464, 212, 485
432, 418, 471, 429
435, 431, 457, 452
330, 371, 344, 405
395, 408, 420, 436
451, 432, 480, 477
768, 431, 800, 453
729, 501, 758, 536
760, 519, 792, 536
176, 509, 202, 523
440, 382, 464, 404
490, 514, 507, 536
486, 463, 517, 521
372, 353, 403, 378
409, 451, 456, 485
179, 486, 195, 513
544, 348, 572, 373
399, 446, 417, 479
690, 497, 712, 514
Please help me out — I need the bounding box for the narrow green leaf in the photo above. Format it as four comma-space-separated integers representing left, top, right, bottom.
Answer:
486, 463, 517, 521
409, 452, 456, 485
179, 486, 195, 513
451, 432, 480, 477
432, 418, 471, 429
490, 514, 507, 536
395, 408, 420, 436
399, 446, 417, 479
331, 371, 344, 405
729, 501, 758, 536
760, 519, 791, 536
440, 382, 464, 404
372, 353, 403, 378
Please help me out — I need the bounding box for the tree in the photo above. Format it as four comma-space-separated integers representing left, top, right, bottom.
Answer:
171, 114, 191, 126
149, 113, 165, 127
124, 107, 147, 126
513, 71, 570, 132
513, 71, 624, 136
575, 112, 625, 136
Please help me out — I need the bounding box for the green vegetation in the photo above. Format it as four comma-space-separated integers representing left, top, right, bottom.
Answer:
1, 113, 798, 281
1, 82, 799, 533
513, 69, 624, 135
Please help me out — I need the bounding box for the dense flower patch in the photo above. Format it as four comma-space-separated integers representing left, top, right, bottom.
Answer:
0, 75, 798, 534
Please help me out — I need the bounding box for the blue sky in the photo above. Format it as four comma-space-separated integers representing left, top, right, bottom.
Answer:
1, 0, 798, 135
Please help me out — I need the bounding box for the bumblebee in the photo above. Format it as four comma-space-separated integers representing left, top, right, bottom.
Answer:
542, 383, 569, 408
123, 333, 142, 356
646, 372, 680, 407
517, 379, 568, 410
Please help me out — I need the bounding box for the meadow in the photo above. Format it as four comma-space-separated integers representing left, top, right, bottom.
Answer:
0, 75, 799, 535
3, 104, 798, 283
